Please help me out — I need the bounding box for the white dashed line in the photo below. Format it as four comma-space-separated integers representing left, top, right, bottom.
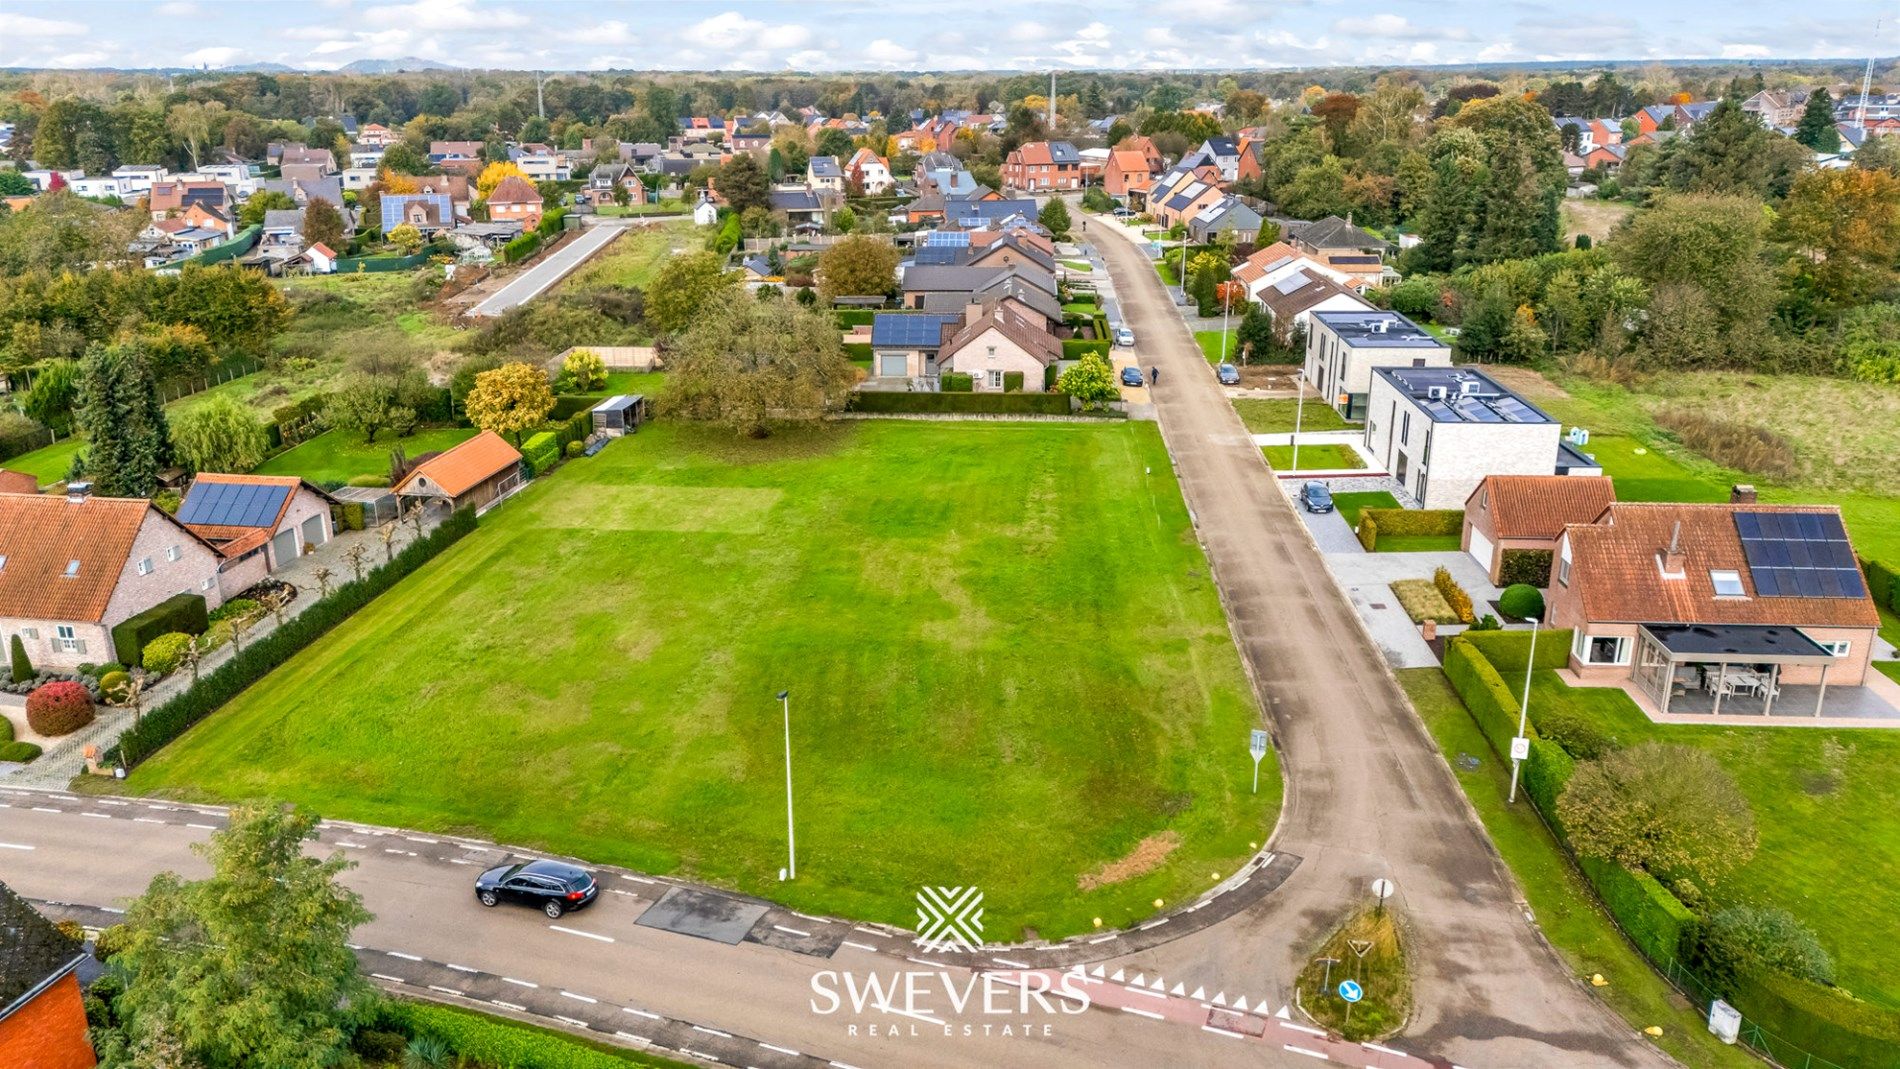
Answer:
1284, 1046, 1329, 1061
427, 985, 465, 996
370, 973, 405, 983
553, 1015, 590, 1028
623, 1008, 662, 1020
1088, 935, 1116, 944
338, 841, 365, 849
502, 977, 539, 988
1202, 1025, 1247, 1039
96, 800, 127, 806
841, 940, 877, 952
613, 1031, 647, 1043
406, 836, 439, 843
100, 906, 124, 914
31, 807, 60, 813
1120, 1006, 1165, 1020
133, 818, 164, 824
549, 925, 613, 943
186, 823, 217, 830
1123, 986, 1167, 999
446, 964, 478, 973
991, 957, 1030, 968
617, 874, 657, 884
0, 843, 33, 851
81, 812, 111, 819
1136, 918, 1169, 930
448, 858, 473, 865
759, 1043, 800, 1056
145, 804, 173, 810
346, 943, 364, 950
491, 1000, 526, 1012
1362, 1042, 1406, 1056
561, 991, 598, 1004
691, 1025, 732, 1038
771, 924, 811, 937
852, 927, 885, 936
386, 951, 422, 961
1282, 1022, 1328, 1037
830, 1061, 865, 1069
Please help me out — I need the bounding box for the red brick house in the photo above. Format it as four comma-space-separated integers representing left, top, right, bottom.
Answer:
1115, 135, 1164, 173
1462, 475, 1616, 585
0, 882, 96, 1069
1103, 149, 1157, 199
1001, 141, 1082, 191
485, 175, 544, 229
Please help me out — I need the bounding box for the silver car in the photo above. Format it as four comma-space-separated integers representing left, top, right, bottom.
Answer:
1115, 327, 1135, 347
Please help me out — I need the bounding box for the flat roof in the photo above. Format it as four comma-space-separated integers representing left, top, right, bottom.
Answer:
1312, 310, 1445, 348
1374, 366, 1554, 425
1641, 623, 1835, 662
591, 395, 644, 412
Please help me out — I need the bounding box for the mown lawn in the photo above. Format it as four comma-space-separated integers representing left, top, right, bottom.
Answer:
1263, 443, 1363, 471
1331, 490, 1398, 532
131, 421, 1276, 939
255, 426, 479, 485
1231, 398, 1359, 435
1399, 670, 1757, 1069
1515, 670, 1900, 1011
1195, 330, 1236, 363
4, 435, 83, 487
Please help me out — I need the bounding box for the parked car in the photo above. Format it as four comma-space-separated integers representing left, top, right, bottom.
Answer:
1119, 365, 1146, 388
475, 860, 599, 918
1216, 363, 1240, 385
1112, 207, 1135, 219
1298, 482, 1334, 514
1115, 327, 1135, 347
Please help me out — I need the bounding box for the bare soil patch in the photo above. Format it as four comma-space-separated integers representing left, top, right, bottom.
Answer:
1078, 830, 1181, 890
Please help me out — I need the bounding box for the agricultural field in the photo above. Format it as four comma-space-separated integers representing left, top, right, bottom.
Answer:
129, 420, 1277, 939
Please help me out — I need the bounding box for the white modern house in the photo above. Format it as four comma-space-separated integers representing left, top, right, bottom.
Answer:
1364, 366, 1596, 509
1304, 311, 1452, 421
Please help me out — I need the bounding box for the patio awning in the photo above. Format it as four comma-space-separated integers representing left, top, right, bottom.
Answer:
1639, 624, 1835, 665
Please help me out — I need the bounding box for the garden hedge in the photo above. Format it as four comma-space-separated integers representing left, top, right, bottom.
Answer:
501, 231, 543, 263
1499, 548, 1554, 587
337, 500, 366, 531
522, 431, 560, 478
108, 508, 477, 769
111, 592, 209, 666
848, 392, 1075, 416
1443, 638, 1527, 757
1356, 514, 1379, 551
550, 395, 598, 420
1433, 566, 1475, 624
843, 342, 872, 362
1061, 339, 1110, 360
1003, 371, 1025, 393
1859, 556, 1900, 614
380, 1002, 682, 1069
0, 741, 41, 763
834, 309, 878, 328
1577, 855, 1699, 965
1362, 508, 1463, 536
1726, 969, 1900, 1069
940, 372, 973, 392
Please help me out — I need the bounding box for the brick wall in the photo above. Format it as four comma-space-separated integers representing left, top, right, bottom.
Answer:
0, 972, 97, 1069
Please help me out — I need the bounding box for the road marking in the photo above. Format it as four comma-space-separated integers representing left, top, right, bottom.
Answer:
370, 973, 405, 983
1119, 1006, 1165, 1020
1202, 1025, 1247, 1039
608, 888, 637, 896
852, 927, 885, 936
771, 924, 811, 937
1136, 918, 1169, 930
133, 817, 164, 824
549, 925, 613, 943
346, 943, 364, 950
383, 848, 414, 856
614, 1031, 648, 1043
406, 836, 439, 843
491, 1000, 526, 1012
1122, 985, 1167, 999
1088, 935, 1116, 944
96, 799, 127, 806
561, 991, 598, 1004
759, 1043, 800, 1056
1284, 1046, 1329, 1061
446, 963, 478, 973
553, 1015, 589, 1028
1362, 1042, 1406, 1056
830, 1061, 865, 1069
0, 843, 33, 851
618, 874, 657, 884
692, 1025, 732, 1038
448, 858, 473, 865
186, 823, 216, 830
81, 812, 111, 819
386, 951, 422, 961
427, 985, 465, 996
502, 977, 539, 988
145, 804, 173, 810
991, 957, 1030, 968
841, 940, 877, 952
623, 1007, 662, 1020
30, 806, 59, 813
1282, 1022, 1327, 1037
338, 841, 365, 849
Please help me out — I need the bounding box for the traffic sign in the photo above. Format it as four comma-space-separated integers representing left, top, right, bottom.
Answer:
1337, 980, 1363, 1003
1510, 736, 1531, 761
1248, 729, 1269, 794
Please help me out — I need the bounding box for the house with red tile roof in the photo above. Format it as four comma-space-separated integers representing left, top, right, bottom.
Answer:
176, 473, 334, 598
392, 431, 523, 514
1462, 475, 1617, 585
1001, 141, 1082, 191
484, 175, 544, 229
1103, 149, 1158, 199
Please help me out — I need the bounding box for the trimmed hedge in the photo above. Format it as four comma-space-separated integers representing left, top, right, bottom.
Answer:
1433, 566, 1475, 624
550, 394, 598, 420
501, 231, 543, 263
1728, 969, 1900, 1069
1061, 338, 1111, 360
1500, 548, 1554, 587
388, 1002, 683, 1069
1860, 556, 1900, 614
848, 391, 1075, 416
112, 592, 209, 667
1356, 513, 1379, 551
0, 741, 41, 762
1579, 855, 1699, 966
843, 342, 872, 362
1363, 507, 1463, 536
338, 500, 366, 531
834, 309, 878, 328
1442, 638, 1526, 757
109, 508, 478, 769
522, 431, 560, 478
941, 372, 973, 392
1003, 371, 1025, 393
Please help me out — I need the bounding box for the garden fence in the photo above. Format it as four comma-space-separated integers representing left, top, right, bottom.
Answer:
155, 356, 264, 405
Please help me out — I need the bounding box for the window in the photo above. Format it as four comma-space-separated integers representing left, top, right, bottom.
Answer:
54, 625, 86, 655
1818, 640, 1851, 658
1583, 635, 1630, 666
200, 577, 214, 591
137, 557, 154, 576
1558, 557, 1571, 586
988, 370, 1003, 389
1710, 569, 1745, 597
20, 627, 37, 639
63, 559, 80, 577
1400, 411, 1411, 442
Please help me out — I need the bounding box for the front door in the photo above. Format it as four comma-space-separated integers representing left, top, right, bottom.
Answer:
1393, 452, 1408, 488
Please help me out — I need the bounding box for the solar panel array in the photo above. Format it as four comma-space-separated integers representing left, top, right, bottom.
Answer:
911, 246, 969, 266
923, 230, 972, 247
1271, 271, 1311, 295
871, 314, 959, 348
177, 481, 291, 529
1734, 511, 1866, 598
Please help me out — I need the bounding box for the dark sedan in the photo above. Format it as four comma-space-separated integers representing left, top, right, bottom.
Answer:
1216, 363, 1241, 385
475, 860, 599, 918
1299, 481, 1335, 514
1120, 365, 1146, 388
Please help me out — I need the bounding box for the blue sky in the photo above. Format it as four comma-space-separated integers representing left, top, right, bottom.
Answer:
0, 0, 1889, 72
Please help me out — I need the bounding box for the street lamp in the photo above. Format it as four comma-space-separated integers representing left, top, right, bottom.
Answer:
1507, 617, 1540, 804
1291, 382, 1306, 472
1219, 286, 1232, 363
777, 690, 796, 880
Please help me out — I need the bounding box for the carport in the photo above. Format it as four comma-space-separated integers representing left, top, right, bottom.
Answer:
1632, 623, 1839, 717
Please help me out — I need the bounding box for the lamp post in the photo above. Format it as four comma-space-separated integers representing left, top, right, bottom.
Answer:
1178, 231, 1188, 304
1291, 382, 1306, 472
1219, 286, 1232, 363
1507, 617, 1540, 804
777, 690, 796, 880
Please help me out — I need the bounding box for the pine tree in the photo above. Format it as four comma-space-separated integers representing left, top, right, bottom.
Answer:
9, 634, 32, 684
74, 342, 171, 498
1794, 88, 1839, 153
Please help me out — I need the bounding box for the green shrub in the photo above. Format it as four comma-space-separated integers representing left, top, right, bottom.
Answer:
941, 372, 974, 392
387, 1001, 682, 1069
1433, 566, 1475, 624
1693, 905, 1834, 987
1468, 614, 1502, 631
1061, 338, 1111, 360
0, 741, 41, 763
350, 1028, 408, 1064
565, 440, 584, 458
1363, 508, 1463, 536
847, 392, 1076, 416
1499, 548, 1554, 587
1498, 584, 1545, 622
111, 592, 209, 666
1726, 968, 1900, 1069
142, 633, 195, 676
26, 681, 95, 736
339, 501, 367, 530
843, 342, 872, 362
109, 509, 478, 769
1356, 513, 1379, 551
1577, 855, 1699, 965
1533, 704, 1619, 760
522, 431, 560, 477
346, 474, 390, 488
501, 231, 543, 263
1860, 556, 1900, 614
1003, 371, 1024, 392
0, 715, 10, 742
9, 634, 31, 683
99, 670, 132, 704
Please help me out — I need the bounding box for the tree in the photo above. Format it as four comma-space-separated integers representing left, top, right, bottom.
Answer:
238, 189, 297, 228
1793, 88, 1840, 152
659, 291, 856, 437
0, 171, 32, 196
1255, 218, 1282, 247
102, 804, 373, 1069
386, 222, 423, 252
301, 198, 346, 252
646, 250, 738, 335
1611, 194, 1776, 364
74, 342, 171, 498
464, 361, 555, 445
563, 348, 607, 392
33, 98, 116, 172
1657, 98, 1807, 200
1311, 92, 1361, 151
1557, 742, 1758, 893
166, 101, 227, 172
816, 234, 900, 303
21, 357, 81, 430
1693, 906, 1834, 988
171, 397, 269, 474
1038, 197, 1072, 239
9, 633, 32, 684
716, 153, 771, 215
0, 189, 139, 274
815, 128, 855, 159
476, 160, 528, 200
1057, 351, 1119, 408
379, 142, 428, 175
135, 323, 215, 383
1235, 304, 1276, 364
1774, 167, 1900, 315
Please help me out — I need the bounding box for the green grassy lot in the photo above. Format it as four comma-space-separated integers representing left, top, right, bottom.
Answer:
1512, 669, 1900, 1011
1059, 259, 1091, 272
4, 435, 83, 487
1061, 300, 1100, 316
1263, 443, 1363, 471
255, 426, 478, 485
594, 200, 688, 217
1399, 670, 1757, 1068
130, 421, 1277, 939
1230, 398, 1359, 435
564, 221, 697, 292
1331, 490, 1399, 531
1195, 330, 1236, 363
1154, 259, 1179, 287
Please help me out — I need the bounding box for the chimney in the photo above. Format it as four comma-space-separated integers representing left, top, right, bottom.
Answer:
1730, 484, 1758, 505
66, 481, 93, 504
1660, 519, 1686, 576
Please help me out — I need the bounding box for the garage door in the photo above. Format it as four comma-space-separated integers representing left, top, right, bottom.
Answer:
300, 512, 328, 549
270, 527, 298, 568
1467, 526, 1494, 575
878, 353, 908, 378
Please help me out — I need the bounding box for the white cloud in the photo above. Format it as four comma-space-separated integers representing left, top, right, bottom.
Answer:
10, 14, 85, 37
682, 11, 811, 52
1076, 22, 1113, 42
362, 0, 524, 31
183, 46, 243, 67
1333, 14, 1470, 41
155, 1, 201, 15
862, 39, 919, 67
41, 50, 112, 68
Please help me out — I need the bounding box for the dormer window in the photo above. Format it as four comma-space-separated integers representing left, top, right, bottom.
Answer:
63, 559, 81, 577
1710, 569, 1745, 597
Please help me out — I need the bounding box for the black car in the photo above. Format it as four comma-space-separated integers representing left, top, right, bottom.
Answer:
475, 860, 599, 918
1216, 363, 1241, 385
1299, 481, 1335, 514
1119, 364, 1146, 387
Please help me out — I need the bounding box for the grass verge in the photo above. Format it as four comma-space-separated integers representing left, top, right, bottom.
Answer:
1263, 444, 1363, 471
1294, 907, 1412, 1041
1230, 398, 1358, 435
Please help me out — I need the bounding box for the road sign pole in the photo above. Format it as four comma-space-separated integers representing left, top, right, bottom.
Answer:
1248, 729, 1268, 795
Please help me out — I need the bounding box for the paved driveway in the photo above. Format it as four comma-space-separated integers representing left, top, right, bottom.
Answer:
469, 222, 630, 317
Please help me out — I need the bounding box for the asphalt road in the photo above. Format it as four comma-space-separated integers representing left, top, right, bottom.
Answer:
1083, 211, 1674, 1069
468, 220, 629, 317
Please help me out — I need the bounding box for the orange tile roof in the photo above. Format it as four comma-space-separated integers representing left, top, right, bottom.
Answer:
1564, 503, 1880, 629
0, 492, 161, 622
486, 175, 543, 204
1231, 241, 1302, 285
1470, 475, 1616, 539
0, 470, 38, 494
393, 431, 522, 499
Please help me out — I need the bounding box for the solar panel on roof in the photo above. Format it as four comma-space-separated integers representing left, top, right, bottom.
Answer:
177, 481, 291, 529
1734, 510, 1864, 599
1271, 272, 1310, 295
